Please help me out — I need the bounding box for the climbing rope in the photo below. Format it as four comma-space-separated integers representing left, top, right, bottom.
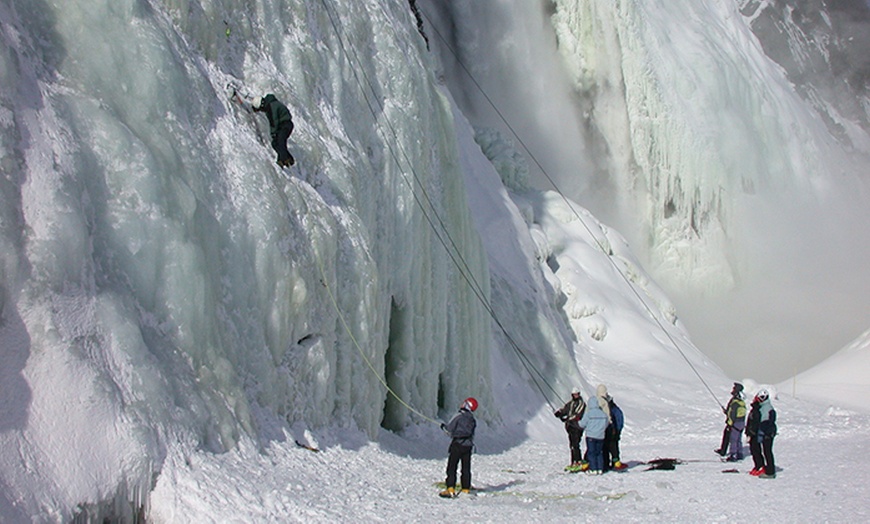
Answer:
312, 242, 440, 425
317, 0, 562, 413
419, 8, 725, 410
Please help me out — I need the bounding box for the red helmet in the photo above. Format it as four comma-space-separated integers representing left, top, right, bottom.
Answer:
463, 397, 478, 412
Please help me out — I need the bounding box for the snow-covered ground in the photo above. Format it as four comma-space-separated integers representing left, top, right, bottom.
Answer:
150, 393, 870, 522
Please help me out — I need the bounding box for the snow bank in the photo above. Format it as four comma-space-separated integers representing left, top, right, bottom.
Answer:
786, 329, 870, 413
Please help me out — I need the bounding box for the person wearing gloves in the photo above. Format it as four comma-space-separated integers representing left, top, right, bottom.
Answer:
252, 93, 295, 167
715, 382, 747, 462
554, 387, 586, 471
439, 397, 478, 497
578, 386, 610, 475
747, 389, 777, 478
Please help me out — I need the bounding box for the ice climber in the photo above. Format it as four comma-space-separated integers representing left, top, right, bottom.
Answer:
714, 382, 747, 462
252, 94, 295, 167
601, 385, 626, 471
554, 387, 586, 472
578, 387, 609, 475
439, 397, 478, 498
746, 389, 777, 478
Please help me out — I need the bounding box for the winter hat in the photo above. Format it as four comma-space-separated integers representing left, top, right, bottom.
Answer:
596, 384, 612, 422
755, 389, 769, 403
252, 96, 263, 109
732, 382, 744, 393
571, 387, 581, 396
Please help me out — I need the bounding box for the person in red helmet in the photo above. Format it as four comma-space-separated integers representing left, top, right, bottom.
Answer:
439, 397, 477, 498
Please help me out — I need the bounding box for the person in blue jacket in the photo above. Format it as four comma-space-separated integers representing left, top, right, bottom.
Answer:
578, 386, 610, 475
600, 384, 626, 471
439, 397, 478, 497
252, 94, 295, 167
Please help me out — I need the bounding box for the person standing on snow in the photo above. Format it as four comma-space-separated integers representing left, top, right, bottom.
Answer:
252, 94, 295, 167
554, 387, 586, 471
746, 389, 777, 478
600, 385, 626, 471
439, 397, 478, 498
714, 382, 747, 462
578, 387, 610, 475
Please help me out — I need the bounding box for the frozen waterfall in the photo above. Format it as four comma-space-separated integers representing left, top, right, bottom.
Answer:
420, 0, 870, 381
0, 0, 500, 517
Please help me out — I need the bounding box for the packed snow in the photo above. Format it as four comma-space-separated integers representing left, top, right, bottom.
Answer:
147, 390, 870, 523
0, 0, 868, 522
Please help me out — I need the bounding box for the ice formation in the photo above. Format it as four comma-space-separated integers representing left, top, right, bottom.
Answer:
1, 0, 868, 519
422, 0, 870, 380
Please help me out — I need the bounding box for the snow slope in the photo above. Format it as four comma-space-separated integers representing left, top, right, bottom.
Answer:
786, 329, 870, 413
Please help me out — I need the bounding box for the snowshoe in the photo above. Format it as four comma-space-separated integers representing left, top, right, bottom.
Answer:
439, 487, 456, 498
564, 463, 582, 473
713, 448, 726, 457
612, 461, 628, 471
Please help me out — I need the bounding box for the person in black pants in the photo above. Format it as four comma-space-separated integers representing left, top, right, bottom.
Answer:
554, 388, 586, 470
601, 387, 625, 471
439, 397, 478, 497
746, 389, 777, 478
252, 94, 295, 167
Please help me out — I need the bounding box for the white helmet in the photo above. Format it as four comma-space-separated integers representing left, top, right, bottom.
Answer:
252, 96, 262, 109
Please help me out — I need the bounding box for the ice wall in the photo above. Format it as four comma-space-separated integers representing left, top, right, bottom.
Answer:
0, 0, 494, 517
422, 0, 870, 381
550, 0, 870, 379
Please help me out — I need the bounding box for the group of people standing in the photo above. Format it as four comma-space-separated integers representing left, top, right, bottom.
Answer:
554, 384, 625, 475
437, 381, 777, 498
437, 386, 625, 499
715, 382, 778, 478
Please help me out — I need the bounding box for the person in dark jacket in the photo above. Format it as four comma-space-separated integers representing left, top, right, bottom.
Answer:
600, 385, 626, 471
554, 387, 586, 471
439, 397, 478, 497
715, 382, 747, 461
746, 389, 777, 478
253, 94, 295, 167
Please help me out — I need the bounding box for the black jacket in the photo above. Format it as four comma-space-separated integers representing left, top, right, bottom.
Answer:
445, 408, 476, 447
256, 94, 293, 137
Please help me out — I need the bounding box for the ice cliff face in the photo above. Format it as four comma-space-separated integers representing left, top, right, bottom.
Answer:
738, 0, 870, 149
0, 0, 501, 516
